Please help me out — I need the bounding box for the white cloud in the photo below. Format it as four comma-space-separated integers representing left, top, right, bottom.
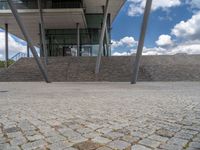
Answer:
0, 54, 3, 59
112, 36, 138, 48
186, 0, 200, 9
142, 40, 200, 55
171, 11, 200, 40
156, 34, 173, 47
113, 52, 131, 56
169, 41, 200, 54
0, 31, 27, 60
128, 0, 181, 16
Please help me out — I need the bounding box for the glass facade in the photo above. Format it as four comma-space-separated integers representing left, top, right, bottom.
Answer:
0, 0, 111, 57
45, 14, 111, 57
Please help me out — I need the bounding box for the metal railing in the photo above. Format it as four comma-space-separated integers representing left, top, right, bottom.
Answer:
10, 52, 27, 61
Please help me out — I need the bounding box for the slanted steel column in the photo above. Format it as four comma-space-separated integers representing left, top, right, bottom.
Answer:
5, 23, 8, 68
39, 23, 44, 57
27, 44, 30, 57
105, 24, 110, 56
38, 0, 48, 65
131, 0, 152, 84
77, 23, 80, 56
102, 6, 110, 57
95, 0, 109, 74
7, 0, 50, 83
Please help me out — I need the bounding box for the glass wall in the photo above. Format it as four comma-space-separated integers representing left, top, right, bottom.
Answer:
45, 13, 111, 57
46, 29, 102, 56
0, 0, 83, 10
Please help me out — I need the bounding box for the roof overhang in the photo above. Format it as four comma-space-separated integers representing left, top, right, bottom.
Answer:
0, 9, 87, 46
0, 0, 126, 46
84, 0, 126, 22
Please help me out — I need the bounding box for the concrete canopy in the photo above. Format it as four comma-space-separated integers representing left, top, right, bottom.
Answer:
0, 9, 87, 46
0, 0, 125, 46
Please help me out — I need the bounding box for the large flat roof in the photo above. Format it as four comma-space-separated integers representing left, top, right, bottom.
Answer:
84, 0, 126, 22
0, 0, 126, 46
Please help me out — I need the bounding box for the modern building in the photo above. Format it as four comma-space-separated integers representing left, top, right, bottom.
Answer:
0, 0, 125, 57
0, 0, 153, 84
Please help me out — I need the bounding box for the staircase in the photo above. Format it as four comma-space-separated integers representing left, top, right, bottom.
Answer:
0, 55, 200, 82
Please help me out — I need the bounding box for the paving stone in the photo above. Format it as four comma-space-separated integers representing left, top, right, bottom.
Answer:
174, 131, 194, 140
27, 134, 44, 141
131, 144, 152, 150
73, 140, 102, 150
21, 139, 47, 150
139, 138, 160, 148
77, 128, 93, 134
121, 135, 141, 144
4, 127, 20, 133
0, 143, 10, 149
189, 142, 200, 149
7, 132, 23, 138
104, 131, 124, 140
92, 136, 111, 144
0, 137, 7, 144
148, 134, 169, 143
159, 143, 183, 150
167, 137, 188, 147
68, 135, 88, 144
10, 136, 26, 146
64, 147, 78, 150
155, 129, 175, 138
186, 147, 200, 150
46, 135, 67, 143
5, 145, 21, 150
1, 83, 200, 150
48, 141, 73, 150
59, 128, 81, 139
107, 140, 131, 150
83, 131, 101, 139
97, 128, 113, 134
96, 146, 112, 150
131, 131, 148, 138
193, 137, 200, 142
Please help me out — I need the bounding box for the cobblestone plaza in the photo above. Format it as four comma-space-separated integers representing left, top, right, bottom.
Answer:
0, 82, 200, 150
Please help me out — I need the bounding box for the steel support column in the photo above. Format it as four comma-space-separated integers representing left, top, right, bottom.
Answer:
105, 25, 110, 56
5, 23, 8, 68
77, 23, 80, 56
7, 0, 50, 83
131, 0, 152, 84
95, 0, 109, 74
102, 6, 110, 57
27, 44, 30, 57
39, 23, 44, 57
38, 0, 48, 65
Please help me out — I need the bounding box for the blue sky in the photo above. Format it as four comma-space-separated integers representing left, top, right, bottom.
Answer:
111, 0, 200, 55
0, 0, 200, 59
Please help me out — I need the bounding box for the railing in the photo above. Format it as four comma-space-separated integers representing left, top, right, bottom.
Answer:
10, 52, 27, 61
0, 0, 83, 10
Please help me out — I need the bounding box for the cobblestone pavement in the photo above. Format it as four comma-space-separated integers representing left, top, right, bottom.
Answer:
0, 82, 200, 150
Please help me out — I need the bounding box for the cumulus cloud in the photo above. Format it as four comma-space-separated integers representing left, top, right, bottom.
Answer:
112, 36, 138, 48
113, 52, 131, 56
127, 0, 181, 16
156, 34, 174, 47
144, 42, 200, 55
169, 41, 200, 54
0, 31, 27, 60
186, 0, 200, 9
171, 11, 200, 40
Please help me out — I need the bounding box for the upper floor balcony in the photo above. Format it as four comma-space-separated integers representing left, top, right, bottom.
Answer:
0, 0, 83, 10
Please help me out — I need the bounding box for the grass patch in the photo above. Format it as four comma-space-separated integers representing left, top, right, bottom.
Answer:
0, 60, 15, 68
